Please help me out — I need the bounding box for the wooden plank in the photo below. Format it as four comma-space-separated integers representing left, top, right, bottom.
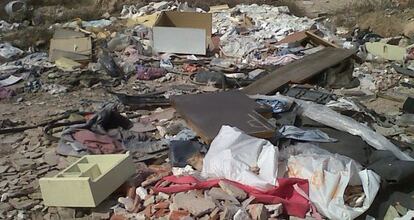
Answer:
306, 31, 363, 63
242, 48, 356, 95
171, 91, 275, 144
276, 30, 315, 45
305, 31, 339, 48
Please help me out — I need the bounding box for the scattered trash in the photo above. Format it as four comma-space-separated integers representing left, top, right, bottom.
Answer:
1, 2, 414, 220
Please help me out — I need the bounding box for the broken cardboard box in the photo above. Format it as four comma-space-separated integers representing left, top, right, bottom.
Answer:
49, 29, 92, 62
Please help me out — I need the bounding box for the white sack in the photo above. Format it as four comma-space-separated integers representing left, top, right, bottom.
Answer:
202, 125, 278, 190
281, 143, 380, 220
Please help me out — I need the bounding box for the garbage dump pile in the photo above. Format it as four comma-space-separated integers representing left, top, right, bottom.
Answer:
1, 1, 414, 220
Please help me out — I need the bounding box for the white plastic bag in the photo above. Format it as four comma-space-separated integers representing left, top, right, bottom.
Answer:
250, 94, 414, 161
280, 143, 380, 220
201, 126, 278, 190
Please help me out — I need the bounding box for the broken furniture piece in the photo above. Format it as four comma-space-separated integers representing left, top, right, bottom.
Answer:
171, 91, 275, 143
39, 153, 135, 207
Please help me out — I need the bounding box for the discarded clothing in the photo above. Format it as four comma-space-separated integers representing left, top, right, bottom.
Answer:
136, 66, 166, 80
72, 129, 123, 154
154, 175, 310, 218
0, 87, 15, 100
57, 105, 133, 157
202, 126, 278, 190
279, 125, 337, 143
124, 139, 168, 154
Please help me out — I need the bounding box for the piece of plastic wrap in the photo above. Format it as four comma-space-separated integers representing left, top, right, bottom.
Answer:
250, 94, 414, 161
201, 125, 278, 190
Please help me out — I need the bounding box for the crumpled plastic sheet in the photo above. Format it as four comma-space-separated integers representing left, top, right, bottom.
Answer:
0, 43, 23, 59
0, 52, 54, 74
279, 125, 338, 143
280, 143, 380, 220
166, 128, 196, 141
20, 52, 54, 68
256, 99, 290, 113
220, 34, 262, 58
252, 54, 301, 66
202, 125, 278, 190
82, 19, 112, 28
326, 97, 363, 112
250, 94, 414, 161
0, 20, 19, 32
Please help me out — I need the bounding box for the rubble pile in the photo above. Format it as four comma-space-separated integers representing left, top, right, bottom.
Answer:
1, 1, 414, 219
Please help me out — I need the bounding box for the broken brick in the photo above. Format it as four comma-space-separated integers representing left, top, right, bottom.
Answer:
154, 201, 170, 209
169, 210, 190, 220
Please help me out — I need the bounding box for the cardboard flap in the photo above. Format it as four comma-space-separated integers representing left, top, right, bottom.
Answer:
155, 11, 212, 38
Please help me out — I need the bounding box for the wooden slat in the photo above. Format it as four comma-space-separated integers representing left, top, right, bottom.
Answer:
242, 48, 356, 95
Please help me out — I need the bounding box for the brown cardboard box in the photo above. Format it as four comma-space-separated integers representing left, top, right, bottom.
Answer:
49, 29, 92, 62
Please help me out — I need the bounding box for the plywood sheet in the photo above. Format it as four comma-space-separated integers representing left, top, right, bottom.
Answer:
171, 91, 275, 143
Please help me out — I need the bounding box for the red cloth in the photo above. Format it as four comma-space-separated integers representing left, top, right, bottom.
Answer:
154, 175, 310, 218
72, 129, 123, 154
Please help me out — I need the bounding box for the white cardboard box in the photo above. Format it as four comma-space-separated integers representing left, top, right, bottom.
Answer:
152, 11, 212, 55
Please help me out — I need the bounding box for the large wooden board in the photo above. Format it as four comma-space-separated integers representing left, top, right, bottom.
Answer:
242, 48, 356, 95
171, 91, 275, 144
